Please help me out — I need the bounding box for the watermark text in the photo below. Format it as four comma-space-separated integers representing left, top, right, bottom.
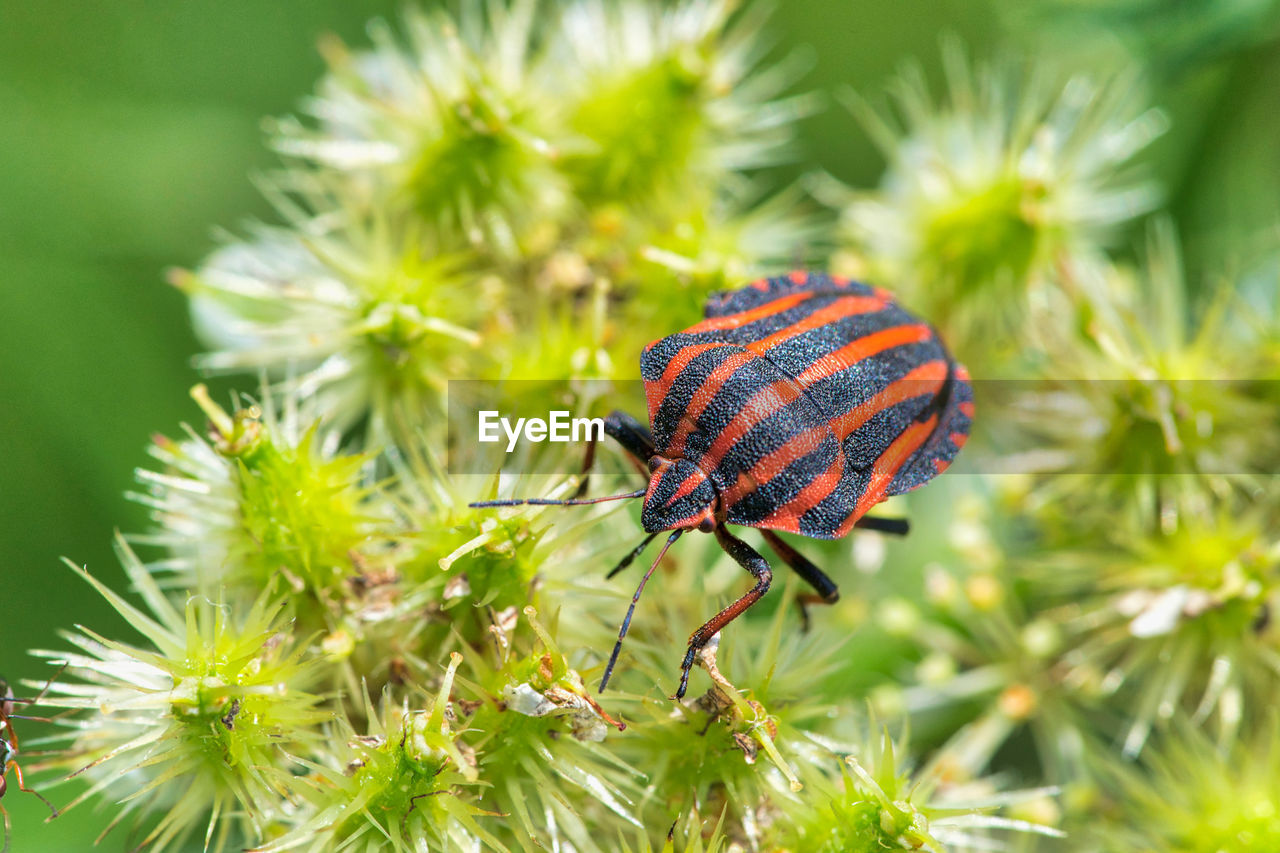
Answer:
478, 410, 605, 452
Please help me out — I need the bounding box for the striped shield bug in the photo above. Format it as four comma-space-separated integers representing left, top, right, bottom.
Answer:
473, 271, 973, 698
1, 664, 65, 853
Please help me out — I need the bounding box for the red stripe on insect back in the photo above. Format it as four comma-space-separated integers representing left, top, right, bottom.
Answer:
794, 323, 933, 385
788, 270, 808, 284
684, 291, 814, 333
702, 376, 807, 468
830, 360, 948, 442
649, 342, 736, 409
745, 295, 885, 354
667, 352, 756, 456
721, 424, 830, 508
761, 451, 844, 530
844, 414, 940, 530
951, 431, 968, 448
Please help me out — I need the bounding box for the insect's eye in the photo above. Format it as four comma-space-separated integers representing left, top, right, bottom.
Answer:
647, 456, 663, 472
697, 515, 716, 533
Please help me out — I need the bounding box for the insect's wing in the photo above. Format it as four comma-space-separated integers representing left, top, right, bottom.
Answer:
880, 362, 973, 495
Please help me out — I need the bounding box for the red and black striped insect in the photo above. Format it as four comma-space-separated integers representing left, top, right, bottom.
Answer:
1, 666, 64, 853
473, 271, 972, 698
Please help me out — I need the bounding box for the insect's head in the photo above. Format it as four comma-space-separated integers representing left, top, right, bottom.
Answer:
641, 456, 718, 533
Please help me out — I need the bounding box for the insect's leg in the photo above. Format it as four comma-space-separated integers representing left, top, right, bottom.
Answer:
760, 530, 838, 631
854, 516, 910, 536
571, 436, 598, 498
677, 526, 773, 699
8, 758, 57, 817
574, 410, 656, 497
3, 717, 55, 817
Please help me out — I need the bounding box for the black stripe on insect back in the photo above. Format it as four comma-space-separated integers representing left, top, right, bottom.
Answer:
722, 431, 844, 527
646, 343, 756, 453
801, 338, 944, 438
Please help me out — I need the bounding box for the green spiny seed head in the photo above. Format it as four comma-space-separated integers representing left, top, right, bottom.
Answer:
36, 541, 326, 852
445, 608, 640, 851
179, 220, 482, 442
557, 0, 804, 209
132, 387, 385, 601
566, 43, 716, 205
1014, 226, 1280, 528
866, 497, 1096, 783
427, 512, 542, 628
1101, 718, 1280, 852
1052, 508, 1280, 756
256, 654, 507, 853
272, 1, 567, 256
919, 175, 1041, 302
832, 39, 1164, 355
780, 727, 1063, 852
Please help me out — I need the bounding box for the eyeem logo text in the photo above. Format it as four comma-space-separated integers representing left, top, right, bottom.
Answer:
478, 410, 605, 452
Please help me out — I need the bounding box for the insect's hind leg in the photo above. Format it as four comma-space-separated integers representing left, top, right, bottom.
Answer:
573, 410, 656, 497
678, 526, 773, 699
761, 530, 839, 631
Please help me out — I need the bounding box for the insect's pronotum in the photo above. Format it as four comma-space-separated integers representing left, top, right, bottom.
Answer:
474, 271, 973, 698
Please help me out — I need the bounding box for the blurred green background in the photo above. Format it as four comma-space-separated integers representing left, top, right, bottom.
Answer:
1, 1, 1277, 848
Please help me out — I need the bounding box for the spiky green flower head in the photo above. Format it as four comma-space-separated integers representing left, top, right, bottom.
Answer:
388, 432, 577, 645
178, 217, 482, 444
866, 493, 1100, 785
130, 386, 387, 610
830, 40, 1165, 363
617, 808, 733, 853
428, 607, 641, 852
1044, 506, 1280, 758
556, 0, 806, 212
527, 0, 816, 371
583, 541, 880, 844
1099, 718, 1280, 852
255, 653, 505, 853
270, 1, 567, 257
1009, 227, 1279, 529
35, 541, 327, 852
622, 185, 825, 332
777, 725, 1064, 852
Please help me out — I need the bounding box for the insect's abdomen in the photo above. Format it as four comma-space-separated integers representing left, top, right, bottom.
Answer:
641, 272, 973, 538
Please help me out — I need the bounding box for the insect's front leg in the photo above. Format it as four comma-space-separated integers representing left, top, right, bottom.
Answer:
573, 410, 656, 497
678, 526, 773, 699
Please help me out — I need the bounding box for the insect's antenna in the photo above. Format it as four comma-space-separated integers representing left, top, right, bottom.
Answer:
605, 532, 659, 580
599, 529, 683, 693
9, 661, 69, 707
469, 488, 646, 509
